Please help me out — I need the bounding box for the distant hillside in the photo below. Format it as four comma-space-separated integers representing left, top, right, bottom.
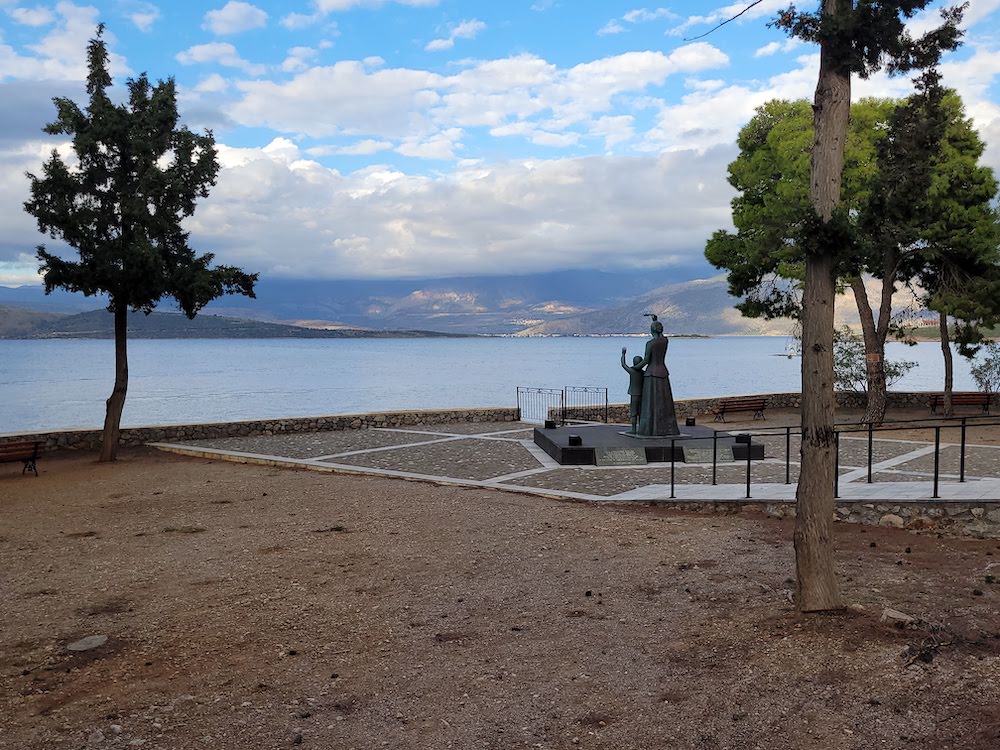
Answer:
0, 266, 708, 335
0, 305, 64, 338
516, 275, 791, 336
0, 307, 465, 339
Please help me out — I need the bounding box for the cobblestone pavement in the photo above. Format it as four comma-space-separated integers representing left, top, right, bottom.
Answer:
327, 437, 540, 481
183, 429, 439, 458
160, 421, 1000, 503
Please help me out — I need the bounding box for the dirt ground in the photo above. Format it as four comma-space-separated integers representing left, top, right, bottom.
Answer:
2, 449, 999, 750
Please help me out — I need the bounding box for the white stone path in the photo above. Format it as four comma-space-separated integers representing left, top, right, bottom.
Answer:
151, 423, 1000, 505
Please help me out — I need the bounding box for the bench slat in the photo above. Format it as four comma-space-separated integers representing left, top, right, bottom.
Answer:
713, 397, 767, 422
0, 441, 42, 475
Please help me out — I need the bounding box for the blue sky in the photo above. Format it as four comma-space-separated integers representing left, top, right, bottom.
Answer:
2, 0, 999, 284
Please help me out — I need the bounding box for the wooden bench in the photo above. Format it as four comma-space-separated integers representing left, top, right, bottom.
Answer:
0, 440, 43, 476
713, 397, 767, 423
930, 392, 991, 415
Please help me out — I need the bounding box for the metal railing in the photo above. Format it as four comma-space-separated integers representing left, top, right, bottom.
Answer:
563, 386, 609, 425
516, 386, 609, 425
658, 413, 1000, 500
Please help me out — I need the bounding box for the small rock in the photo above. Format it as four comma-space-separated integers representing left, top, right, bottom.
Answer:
109, 725, 123, 735
292, 734, 303, 745
880, 608, 917, 627
129, 741, 146, 747
879, 514, 905, 528
67, 635, 108, 652
88, 729, 105, 744
973, 589, 984, 597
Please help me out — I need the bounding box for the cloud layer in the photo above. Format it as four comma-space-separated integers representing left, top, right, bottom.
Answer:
1, 0, 999, 285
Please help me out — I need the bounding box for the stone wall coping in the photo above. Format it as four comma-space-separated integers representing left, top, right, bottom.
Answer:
0, 405, 516, 440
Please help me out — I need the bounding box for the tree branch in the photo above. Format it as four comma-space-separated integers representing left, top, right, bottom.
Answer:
684, 0, 768, 41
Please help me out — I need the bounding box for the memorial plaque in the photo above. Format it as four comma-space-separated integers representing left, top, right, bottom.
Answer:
683, 448, 714, 464
595, 447, 648, 466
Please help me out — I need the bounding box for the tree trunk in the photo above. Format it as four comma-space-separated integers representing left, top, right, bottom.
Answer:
939, 311, 954, 417
850, 277, 887, 425
100, 305, 129, 462
795, 0, 848, 613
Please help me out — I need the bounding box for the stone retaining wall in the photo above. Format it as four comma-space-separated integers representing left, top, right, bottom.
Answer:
0, 407, 520, 453
638, 499, 1000, 538
565, 391, 943, 424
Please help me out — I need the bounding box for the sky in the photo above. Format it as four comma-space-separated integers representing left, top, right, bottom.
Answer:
1, 0, 999, 286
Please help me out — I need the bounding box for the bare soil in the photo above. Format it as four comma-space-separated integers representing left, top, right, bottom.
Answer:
2, 449, 999, 750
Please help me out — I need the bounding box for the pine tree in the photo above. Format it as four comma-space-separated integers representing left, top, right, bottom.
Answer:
24, 28, 257, 461
771, 0, 965, 611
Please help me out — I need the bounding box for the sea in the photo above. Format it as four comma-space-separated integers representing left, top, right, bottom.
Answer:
0, 336, 979, 433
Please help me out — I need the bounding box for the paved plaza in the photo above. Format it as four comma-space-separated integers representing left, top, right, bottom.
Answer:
153, 417, 1000, 505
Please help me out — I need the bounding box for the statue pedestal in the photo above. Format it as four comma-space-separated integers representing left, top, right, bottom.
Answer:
534, 423, 755, 466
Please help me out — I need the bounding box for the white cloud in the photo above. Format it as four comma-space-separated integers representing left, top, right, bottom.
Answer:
226, 44, 728, 150
315, 0, 438, 9
230, 61, 443, 138
425, 18, 485, 52
395, 127, 462, 159
180, 138, 737, 280
0, 3, 130, 82
176, 42, 266, 75
591, 114, 635, 149
203, 1, 267, 35
10, 6, 55, 26
281, 46, 319, 73
597, 20, 625, 36
279, 11, 319, 29
754, 39, 800, 57
307, 139, 394, 156
194, 72, 229, 93
599, 7, 678, 36
623, 8, 677, 23
671, 0, 788, 37
281, 0, 437, 26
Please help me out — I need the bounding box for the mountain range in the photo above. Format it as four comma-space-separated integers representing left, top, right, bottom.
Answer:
1, 268, 784, 337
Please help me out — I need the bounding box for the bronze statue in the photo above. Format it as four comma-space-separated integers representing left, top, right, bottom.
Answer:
632, 314, 679, 437
620, 347, 645, 434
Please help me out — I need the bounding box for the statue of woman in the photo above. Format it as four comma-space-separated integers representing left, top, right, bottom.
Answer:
636, 315, 680, 436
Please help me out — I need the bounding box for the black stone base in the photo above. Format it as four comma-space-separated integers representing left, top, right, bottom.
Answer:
534, 423, 761, 466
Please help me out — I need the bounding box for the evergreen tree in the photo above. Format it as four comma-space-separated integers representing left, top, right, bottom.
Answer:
770, 0, 965, 612
24, 28, 257, 461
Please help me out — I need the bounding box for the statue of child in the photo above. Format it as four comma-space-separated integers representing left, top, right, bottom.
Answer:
621, 347, 645, 435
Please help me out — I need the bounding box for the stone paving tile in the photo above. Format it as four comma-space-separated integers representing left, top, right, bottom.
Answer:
889, 445, 1000, 478
486, 429, 536, 440
183, 429, 438, 459
401, 421, 530, 435
838, 437, 927, 464
327, 438, 541, 480
505, 463, 827, 497
754, 434, 923, 465
871, 471, 947, 484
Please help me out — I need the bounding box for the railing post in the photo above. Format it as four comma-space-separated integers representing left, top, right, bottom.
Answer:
785, 426, 791, 485
605, 389, 609, 424
712, 432, 718, 486
834, 430, 840, 499
745, 442, 752, 499
933, 426, 941, 499
867, 421, 874, 484
670, 439, 676, 499
960, 417, 967, 483
561, 389, 566, 426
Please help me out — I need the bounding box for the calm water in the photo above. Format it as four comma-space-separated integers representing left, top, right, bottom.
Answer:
0, 336, 977, 433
